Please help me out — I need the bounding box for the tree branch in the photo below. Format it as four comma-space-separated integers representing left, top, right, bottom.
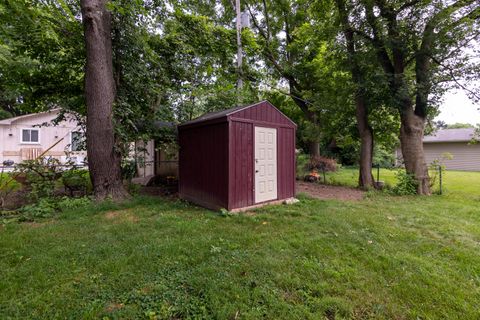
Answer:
395, 0, 420, 14
363, 1, 395, 75
430, 54, 480, 102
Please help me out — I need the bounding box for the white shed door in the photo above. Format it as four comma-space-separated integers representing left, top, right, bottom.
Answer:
255, 126, 277, 203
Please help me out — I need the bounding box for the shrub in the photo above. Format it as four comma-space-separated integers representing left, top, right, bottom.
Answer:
126, 182, 142, 195
296, 153, 309, 178
62, 169, 91, 195
306, 156, 338, 172
14, 158, 63, 202
122, 159, 137, 181
19, 198, 56, 220
1, 172, 20, 210
392, 170, 417, 195
56, 196, 92, 212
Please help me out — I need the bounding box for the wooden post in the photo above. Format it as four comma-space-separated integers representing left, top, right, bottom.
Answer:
439, 165, 443, 195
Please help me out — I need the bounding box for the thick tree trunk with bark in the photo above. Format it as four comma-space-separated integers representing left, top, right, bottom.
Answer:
80, 0, 129, 200
356, 97, 375, 188
399, 107, 431, 195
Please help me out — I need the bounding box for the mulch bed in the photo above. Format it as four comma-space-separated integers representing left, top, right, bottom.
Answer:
1, 190, 31, 210
140, 182, 364, 202
296, 181, 365, 201
139, 186, 178, 198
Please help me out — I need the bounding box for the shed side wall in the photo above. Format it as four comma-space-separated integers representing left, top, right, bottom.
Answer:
179, 123, 229, 209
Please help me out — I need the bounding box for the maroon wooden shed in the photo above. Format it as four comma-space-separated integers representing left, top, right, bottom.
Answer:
178, 100, 296, 211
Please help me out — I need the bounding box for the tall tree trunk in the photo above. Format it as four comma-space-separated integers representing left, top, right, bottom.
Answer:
335, 0, 375, 189
308, 141, 320, 157
399, 107, 430, 195
356, 96, 375, 188
80, 0, 129, 200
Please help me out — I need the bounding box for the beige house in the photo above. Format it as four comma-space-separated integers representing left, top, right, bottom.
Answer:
0, 110, 176, 178
396, 128, 480, 171
0, 109, 87, 167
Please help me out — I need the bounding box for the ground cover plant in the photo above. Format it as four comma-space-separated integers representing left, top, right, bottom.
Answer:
1, 170, 479, 319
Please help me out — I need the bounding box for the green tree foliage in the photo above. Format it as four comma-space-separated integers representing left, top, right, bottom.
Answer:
242, 0, 356, 155
0, 0, 84, 114
446, 123, 475, 129
337, 0, 479, 194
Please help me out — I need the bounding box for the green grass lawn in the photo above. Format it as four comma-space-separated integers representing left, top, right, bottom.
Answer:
324, 167, 480, 197
1, 175, 480, 319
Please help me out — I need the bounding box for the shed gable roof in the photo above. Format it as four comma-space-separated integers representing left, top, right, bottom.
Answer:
178, 100, 296, 128
424, 128, 476, 143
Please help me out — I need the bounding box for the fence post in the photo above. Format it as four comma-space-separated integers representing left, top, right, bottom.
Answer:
438, 165, 443, 195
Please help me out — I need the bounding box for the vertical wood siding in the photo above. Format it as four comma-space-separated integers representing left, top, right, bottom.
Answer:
229, 121, 254, 209
179, 100, 296, 211
277, 127, 296, 200
233, 101, 294, 127
179, 123, 229, 209
228, 122, 296, 210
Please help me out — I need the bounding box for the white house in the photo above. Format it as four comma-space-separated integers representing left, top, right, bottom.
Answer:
0, 109, 87, 167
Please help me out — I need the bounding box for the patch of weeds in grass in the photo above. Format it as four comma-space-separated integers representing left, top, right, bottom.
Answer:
56, 196, 92, 212
219, 208, 233, 217
315, 296, 353, 319
19, 198, 56, 221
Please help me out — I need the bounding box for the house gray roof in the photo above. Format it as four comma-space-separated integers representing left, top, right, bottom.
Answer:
424, 128, 476, 143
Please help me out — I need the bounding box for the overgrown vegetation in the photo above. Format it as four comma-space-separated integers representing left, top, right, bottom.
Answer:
391, 171, 418, 196
306, 155, 338, 173
0, 158, 94, 220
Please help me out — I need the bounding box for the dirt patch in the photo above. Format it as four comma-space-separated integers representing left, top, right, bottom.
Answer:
104, 302, 124, 313
104, 209, 139, 223
296, 181, 364, 201
140, 186, 178, 198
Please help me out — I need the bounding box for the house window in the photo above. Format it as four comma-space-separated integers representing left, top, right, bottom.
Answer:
71, 131, 86, 151
21, 129, 40, 143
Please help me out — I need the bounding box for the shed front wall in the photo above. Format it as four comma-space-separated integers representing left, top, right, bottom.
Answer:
424, 142, 480, 171
228, 121, 295, 210
231, 101, 295, 127
179, 123, 229, 209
